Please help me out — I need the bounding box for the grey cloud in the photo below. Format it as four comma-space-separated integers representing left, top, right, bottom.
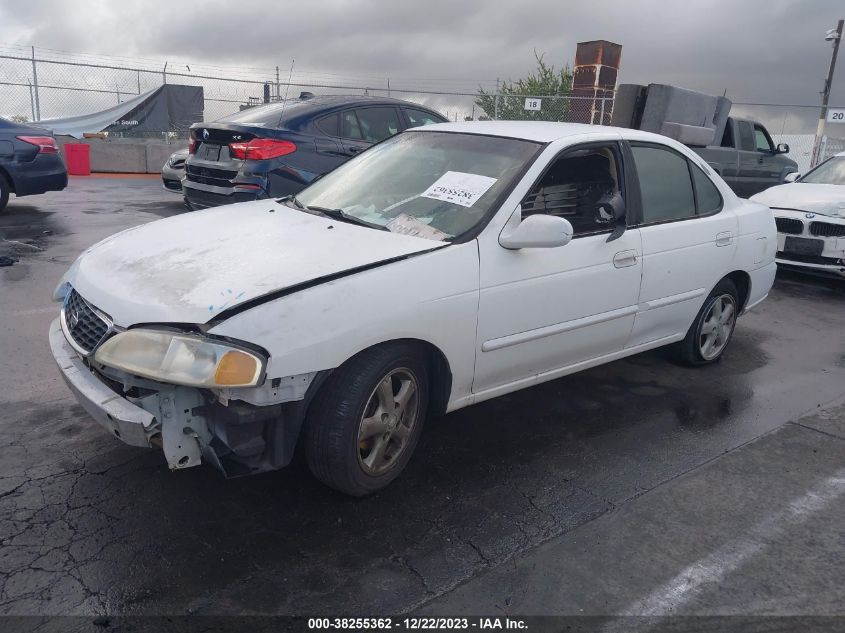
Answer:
1, 0, 843, 131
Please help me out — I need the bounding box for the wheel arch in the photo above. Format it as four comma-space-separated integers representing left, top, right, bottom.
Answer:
0, 165, 14, 192
723, 270, 751, 312
331, 337, 454, 418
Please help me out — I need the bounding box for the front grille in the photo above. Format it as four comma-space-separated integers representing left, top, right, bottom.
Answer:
63, 289, 111, 354
775, 217, 804, 235
809, 221, 845, 238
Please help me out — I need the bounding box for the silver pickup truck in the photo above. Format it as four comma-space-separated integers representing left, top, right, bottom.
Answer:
613, 84, 798, 198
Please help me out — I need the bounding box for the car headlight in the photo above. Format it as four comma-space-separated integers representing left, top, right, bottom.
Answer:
93, 329, 265, 387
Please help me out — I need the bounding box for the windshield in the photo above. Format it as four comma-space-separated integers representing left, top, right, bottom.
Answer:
293, 131, 541, 240
800, 156, 845, 185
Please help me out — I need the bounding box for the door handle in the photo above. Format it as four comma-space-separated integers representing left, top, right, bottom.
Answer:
757, 155, 764, 164
613, 250, 638, 268
715, 231, 733, 247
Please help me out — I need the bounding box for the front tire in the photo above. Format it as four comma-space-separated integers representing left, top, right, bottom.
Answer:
304, 343, 429, 496
673, 278, 739, 366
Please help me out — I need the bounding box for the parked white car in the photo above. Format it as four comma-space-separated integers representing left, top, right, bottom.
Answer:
751, 151, 845, 279
50, 121, 776, 495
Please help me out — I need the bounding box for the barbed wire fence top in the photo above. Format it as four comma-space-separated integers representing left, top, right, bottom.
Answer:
1, 43, 843, 165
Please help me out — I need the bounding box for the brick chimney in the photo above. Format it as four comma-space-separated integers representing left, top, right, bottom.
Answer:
571, 40, 622, 124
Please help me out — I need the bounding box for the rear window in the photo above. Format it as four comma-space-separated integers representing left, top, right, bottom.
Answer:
405, 108, 446, 128
217, 101, 309, 127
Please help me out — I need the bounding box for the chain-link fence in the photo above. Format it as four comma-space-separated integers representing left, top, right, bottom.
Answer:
0, 45, 611, 134
2, 44, 844, 170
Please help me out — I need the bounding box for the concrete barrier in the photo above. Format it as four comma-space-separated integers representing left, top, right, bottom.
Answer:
146, 144, 179, 173
56, 137, 188, 174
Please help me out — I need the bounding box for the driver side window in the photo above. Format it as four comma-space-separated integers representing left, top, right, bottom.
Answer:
521, 144, 623, 236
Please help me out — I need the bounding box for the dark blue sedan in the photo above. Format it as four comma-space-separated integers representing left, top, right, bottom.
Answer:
183, 94, 447, 209
0, 118, 68, 213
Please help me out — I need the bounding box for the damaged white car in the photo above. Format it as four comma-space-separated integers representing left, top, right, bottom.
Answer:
751, 151, 845, 279
50, 122, 776, 495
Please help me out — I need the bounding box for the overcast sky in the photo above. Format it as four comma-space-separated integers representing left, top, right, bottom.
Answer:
1, 0, 843, 131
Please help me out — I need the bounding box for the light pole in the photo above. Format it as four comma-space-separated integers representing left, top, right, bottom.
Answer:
811, 19, 843, 167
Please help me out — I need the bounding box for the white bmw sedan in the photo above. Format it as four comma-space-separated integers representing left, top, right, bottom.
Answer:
751, 151, 845, 279
50, 122, 776, 495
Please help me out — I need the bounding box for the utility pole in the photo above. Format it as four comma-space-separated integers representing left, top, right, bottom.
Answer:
28, 80, 35, 122
163, 61, 168, 85
812, 19, 843, 167
30, 46, 41, 121
275, 66, 280, 100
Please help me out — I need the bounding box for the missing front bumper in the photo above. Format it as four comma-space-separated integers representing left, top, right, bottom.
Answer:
49, 318, 306, 477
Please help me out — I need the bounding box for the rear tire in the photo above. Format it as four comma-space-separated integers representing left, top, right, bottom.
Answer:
673, 278, 739, 366
304, 343, 429, 496
0, 173, 9, 213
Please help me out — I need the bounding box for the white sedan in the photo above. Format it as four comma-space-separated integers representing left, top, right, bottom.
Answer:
50, 121, 776, 495
751, 151, 845, 279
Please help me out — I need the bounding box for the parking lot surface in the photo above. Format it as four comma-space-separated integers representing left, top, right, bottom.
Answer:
1, 177, 844, 617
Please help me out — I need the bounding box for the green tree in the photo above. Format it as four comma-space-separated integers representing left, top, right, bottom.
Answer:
476, 51, 573, 121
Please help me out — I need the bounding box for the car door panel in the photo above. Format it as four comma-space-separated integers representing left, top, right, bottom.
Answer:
627, 142, 738, 348
475, 226, 642, 392
629, 214, 737, 347
473, 139, 642, 393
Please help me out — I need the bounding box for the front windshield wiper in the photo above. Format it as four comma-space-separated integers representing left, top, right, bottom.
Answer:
277, 194, 304, 209
305, 206, 390, 231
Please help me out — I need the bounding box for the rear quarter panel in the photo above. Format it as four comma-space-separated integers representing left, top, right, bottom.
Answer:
730, 198, 777, 309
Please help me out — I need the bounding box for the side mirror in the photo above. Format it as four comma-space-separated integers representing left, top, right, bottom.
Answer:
776, 143, 790, 154
784, 172, 800, 183
499, 213, 573, 250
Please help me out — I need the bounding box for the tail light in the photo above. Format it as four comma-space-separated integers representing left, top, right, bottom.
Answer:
188, 137, 198, 154
17, 136, 59, 154
229, 138, 296, 160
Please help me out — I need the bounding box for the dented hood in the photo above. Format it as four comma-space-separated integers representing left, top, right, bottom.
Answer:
67, 200, 441, 326
751, 183, 845, 218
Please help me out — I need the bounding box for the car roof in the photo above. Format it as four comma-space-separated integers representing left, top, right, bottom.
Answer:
410, 120, 677, 144
216, 94, 442, 127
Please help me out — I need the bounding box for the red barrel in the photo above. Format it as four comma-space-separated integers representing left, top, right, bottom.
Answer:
64, 143, 91, 176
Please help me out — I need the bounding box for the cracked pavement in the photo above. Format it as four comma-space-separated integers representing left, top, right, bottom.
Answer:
1, 177, 844, 617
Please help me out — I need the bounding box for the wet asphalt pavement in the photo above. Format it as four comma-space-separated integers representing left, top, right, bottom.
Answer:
1, 177, 844, 618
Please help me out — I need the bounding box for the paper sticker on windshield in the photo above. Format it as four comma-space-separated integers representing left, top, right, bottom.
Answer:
420, 171, 497, 208
386, 214, 449, 241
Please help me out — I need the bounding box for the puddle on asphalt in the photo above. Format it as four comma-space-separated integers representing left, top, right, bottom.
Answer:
0, 205, 60, 266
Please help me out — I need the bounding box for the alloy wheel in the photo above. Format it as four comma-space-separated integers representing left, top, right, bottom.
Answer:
698, 293, 737, 360
357, 368, 420, 475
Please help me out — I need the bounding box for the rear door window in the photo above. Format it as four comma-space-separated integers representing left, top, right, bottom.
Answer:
631, 145, 696, 223
355, 107, 402, 143
691, 163, 723, 214
340, 110, 363, 140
